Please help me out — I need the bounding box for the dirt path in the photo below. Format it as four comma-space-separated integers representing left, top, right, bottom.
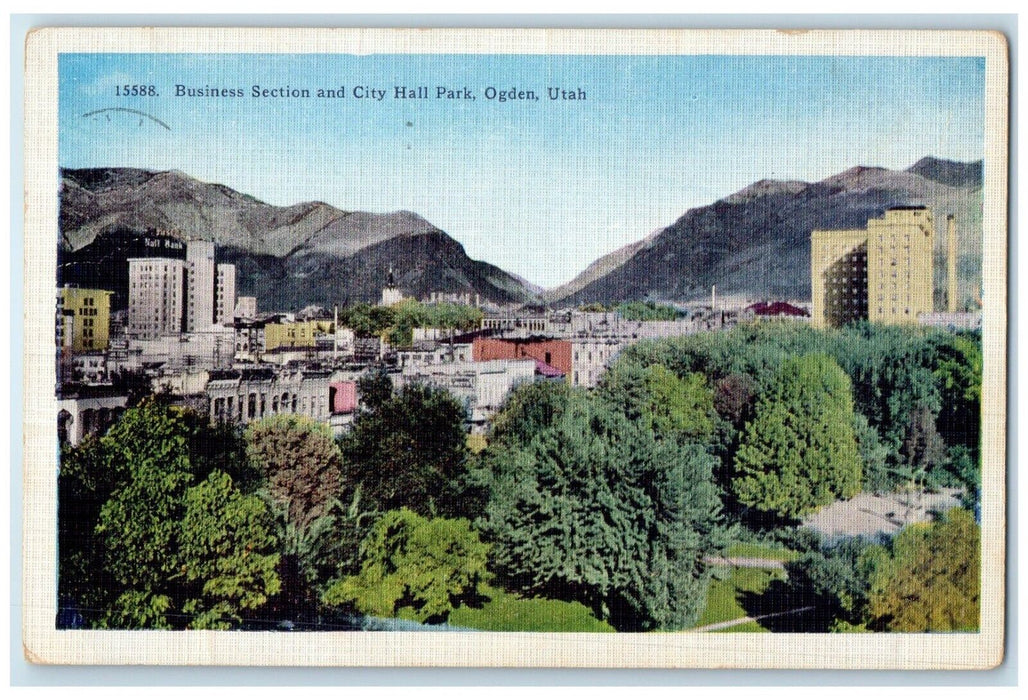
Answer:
689, 606, 815, 633
703, 555, 787, 571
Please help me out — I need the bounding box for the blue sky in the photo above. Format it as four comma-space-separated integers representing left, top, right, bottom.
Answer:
59, 53, 985, 288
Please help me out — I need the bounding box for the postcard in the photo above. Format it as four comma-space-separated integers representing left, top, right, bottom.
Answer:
22, 27, 1008, 668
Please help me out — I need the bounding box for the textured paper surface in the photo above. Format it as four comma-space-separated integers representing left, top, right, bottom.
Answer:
23, 26, 1008, 668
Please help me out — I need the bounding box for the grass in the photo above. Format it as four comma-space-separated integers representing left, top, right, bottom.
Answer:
450, 585, 615, 632
725, 542, 799, 562
693, 566, 783, 632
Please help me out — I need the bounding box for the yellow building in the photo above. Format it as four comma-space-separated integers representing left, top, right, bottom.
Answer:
58, 287, 113, 351
811, 207, 935, 328
264, 320, 334, 351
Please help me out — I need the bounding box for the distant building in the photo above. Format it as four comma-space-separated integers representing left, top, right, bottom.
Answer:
571, 338, 624, 388
918, 311, 982, 332
57, 386, 128, 447
811, 207, 936, 328
742, 301, 811, 319
58, 286, 113, 352
380, 265, 404, 306
185, 240, 216, 331
235, 296, 258, 320
127, 257, 187, 339
264, 320, 334, 351
472, 336, 573, 377
205, 367, 332, 425
215, 263, 236, 325
398, 358, 537, 428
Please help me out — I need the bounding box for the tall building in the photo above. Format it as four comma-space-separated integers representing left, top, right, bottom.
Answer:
58, 286, 113, 351
811, 207, 935, 328
186, 240, 216, 331
216, 263, 236, 325
127, 258, 187, 338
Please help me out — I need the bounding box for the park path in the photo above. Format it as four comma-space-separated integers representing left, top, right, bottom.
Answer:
702, 555, 787, 571
689, 606, 814, 633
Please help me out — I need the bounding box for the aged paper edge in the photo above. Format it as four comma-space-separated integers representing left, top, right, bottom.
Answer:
21, 26, 1010, 668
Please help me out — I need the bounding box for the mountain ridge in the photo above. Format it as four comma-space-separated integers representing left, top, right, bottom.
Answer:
59, 167, 540, 310
547, 157, 983, 307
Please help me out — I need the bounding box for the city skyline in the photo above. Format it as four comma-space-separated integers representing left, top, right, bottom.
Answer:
60, 53, 986, 288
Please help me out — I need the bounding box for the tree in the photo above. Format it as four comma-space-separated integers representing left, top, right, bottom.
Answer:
245, 414, 343, 530
60, 398, 282, 630
601, 362, 715, 441
178, 471, 281, 629
732, 354, 863, 520
341, 383, 471, 517
784, 534, 880, 631
323, 508, 490, 624
866, 508, 980, 631
480, 390, 725, 631
94, 401, 197, 627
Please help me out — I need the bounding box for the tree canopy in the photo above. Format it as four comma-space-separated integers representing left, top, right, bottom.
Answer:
341, 382, 471, 518
323, 508, 490, 624
732, 354, 863, 519
479, 387, 725, 631
244, 414, 343, 530
867, 508, 980, 631
62, 399, 281, 629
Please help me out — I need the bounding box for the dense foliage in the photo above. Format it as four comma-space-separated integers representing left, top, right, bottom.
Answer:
323, 508, 490, 624
340, 382, 472, 518
614, 300, 682, 321
732, 354, 863, 519
866, 508, 980, 631
336, 300, 483, 347
58, 321, 983, 634
59, 399, 281, 629
477, 382, 727, 631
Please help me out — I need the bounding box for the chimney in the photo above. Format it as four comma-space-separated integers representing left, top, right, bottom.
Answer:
947, 215, 958, 313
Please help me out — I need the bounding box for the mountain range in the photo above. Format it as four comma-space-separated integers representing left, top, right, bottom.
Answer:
545, 156, 983, 307
58, 156, 983, 312
59, 168, 539, 311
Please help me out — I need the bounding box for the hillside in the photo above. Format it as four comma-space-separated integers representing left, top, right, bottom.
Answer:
549, 158, 983, 308
58, 168, 540, 310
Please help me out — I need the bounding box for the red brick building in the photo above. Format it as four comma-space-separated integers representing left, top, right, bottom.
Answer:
472, 336, 572, 377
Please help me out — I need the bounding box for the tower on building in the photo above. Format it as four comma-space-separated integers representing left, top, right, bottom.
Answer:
380, 264, 404, 306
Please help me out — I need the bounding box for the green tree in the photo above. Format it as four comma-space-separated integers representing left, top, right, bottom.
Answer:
178, 471, 281, 629
866, 508, 980, 631
601, 362, 715, 441
342, 383, 471, 518
245, 414, 343, 530
732, 354, 863, 519
615, 300, 681, 321
480, 390, 725, 631
323, 508, 490, 624
60, 399, 282, 630
784, 534, 880, 631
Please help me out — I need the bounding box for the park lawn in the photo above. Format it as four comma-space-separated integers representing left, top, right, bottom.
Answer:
726, 542, 799, 562
450, 585, 615, 632
694, 566, 782, 632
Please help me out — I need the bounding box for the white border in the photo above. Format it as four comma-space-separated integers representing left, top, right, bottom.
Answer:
22, 27, 1009, 668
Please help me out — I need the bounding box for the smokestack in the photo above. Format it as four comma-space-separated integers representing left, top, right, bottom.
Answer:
712, 284, 716, 312
947, 215, 958, 313
333, 305, 339, 360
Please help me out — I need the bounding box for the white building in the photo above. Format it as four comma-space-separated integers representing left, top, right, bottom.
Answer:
571, 338, 626, 388
235, 296, 258, 320
205, 367, 332, 425
215, 263, 236, 325
127, 257, 186, 339
186, 240, 216, 332
398, 358, 536, 427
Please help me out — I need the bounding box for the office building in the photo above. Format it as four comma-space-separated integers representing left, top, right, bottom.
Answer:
811, 207, 936, 328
